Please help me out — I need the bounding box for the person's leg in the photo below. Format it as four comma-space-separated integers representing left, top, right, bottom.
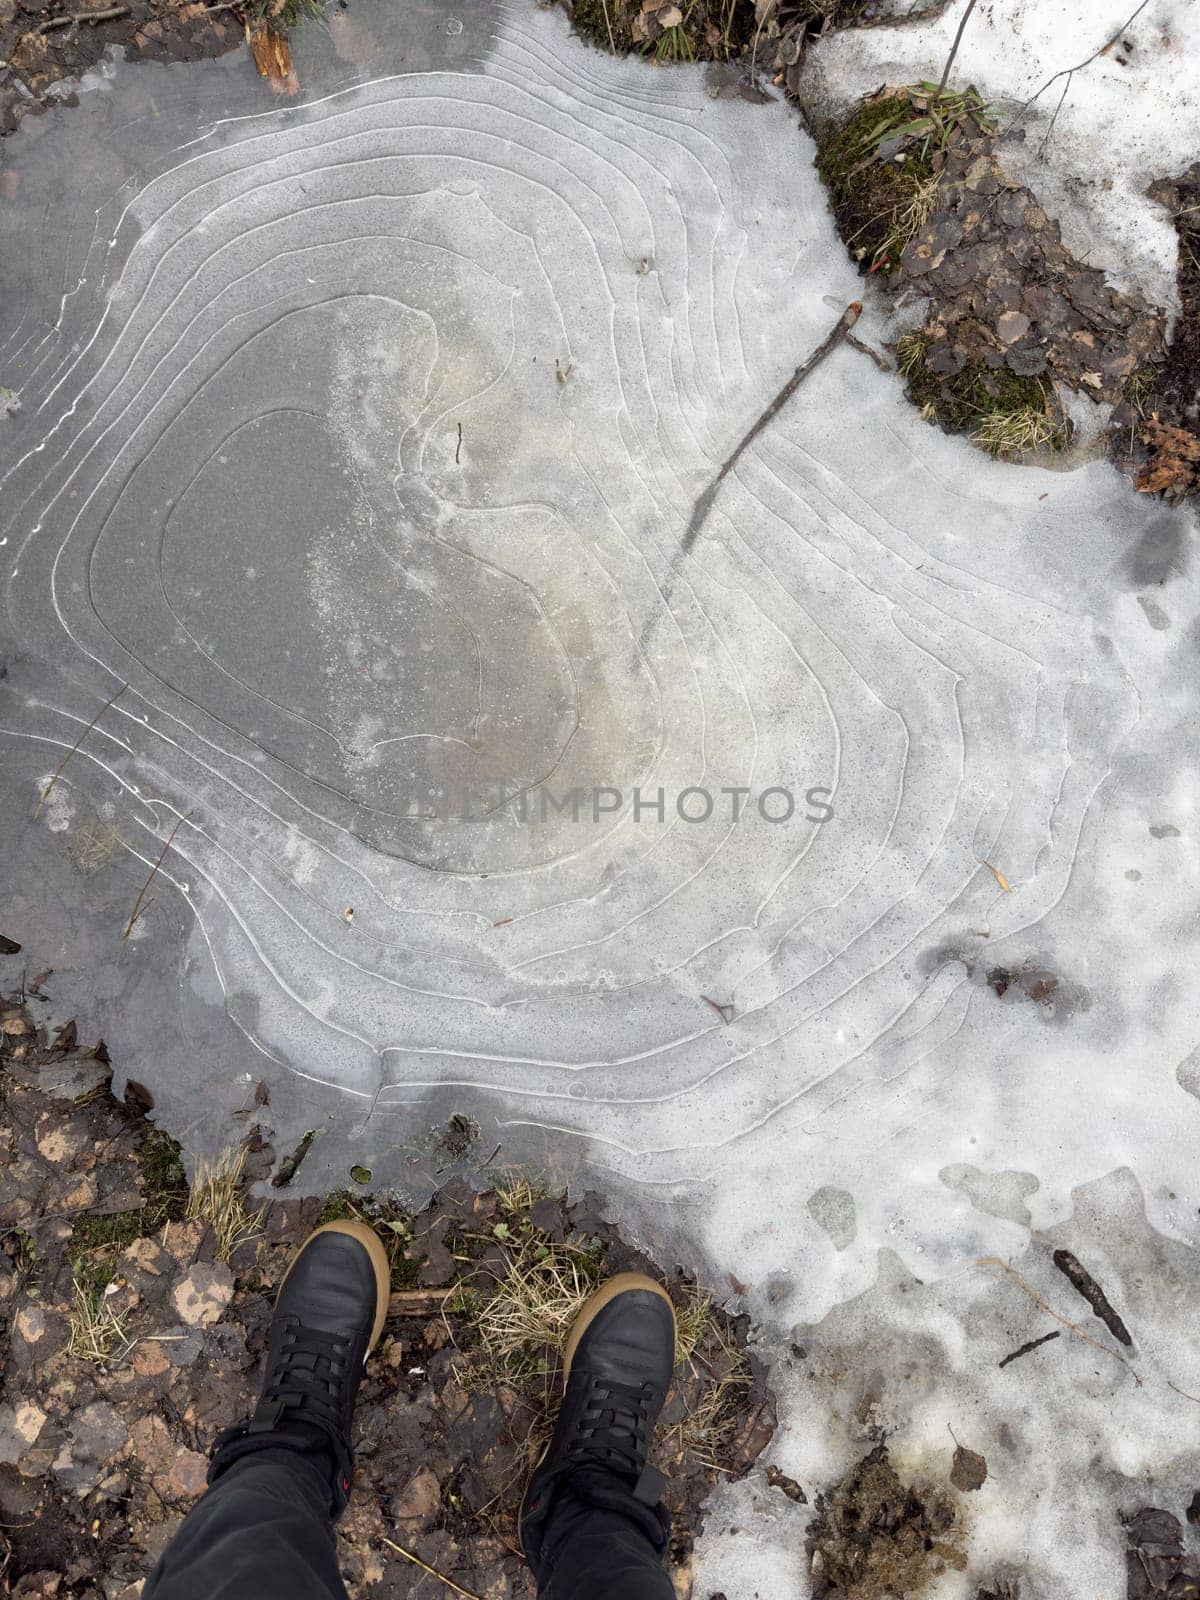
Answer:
520, 1275, 678, 1600
143, 1448, 346, 1600
535, 1483, 675, 1600
142, 1220, 390, 1600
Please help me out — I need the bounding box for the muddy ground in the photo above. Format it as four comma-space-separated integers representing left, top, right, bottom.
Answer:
0, 0, 242, 135
0, 975, 780, 1600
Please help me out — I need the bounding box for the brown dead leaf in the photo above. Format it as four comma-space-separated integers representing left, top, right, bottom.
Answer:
984, 862, 1012, 892
950, 1442, 988, 1491
1138, 414, 1200, 500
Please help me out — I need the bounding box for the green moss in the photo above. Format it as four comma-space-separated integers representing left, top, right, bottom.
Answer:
315, 1189, 358, 1226
69, 1210, 142, 1255
390, 1253, 422, 1290
896, 331, 1063, 456
242, 0, 324, 26
816, 96, 936, 271
136, 1125, 190, 1227
568, 0, 635, 53
817, 95, 922, 203
562, 0, 756, 63
900, 333, 1047, 423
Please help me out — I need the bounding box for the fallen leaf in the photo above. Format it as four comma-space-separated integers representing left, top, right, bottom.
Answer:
984, 861, 1012, 892
951, 1443, 988, 1491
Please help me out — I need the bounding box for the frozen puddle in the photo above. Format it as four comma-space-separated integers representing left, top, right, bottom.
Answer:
2, 2, 1199, 1592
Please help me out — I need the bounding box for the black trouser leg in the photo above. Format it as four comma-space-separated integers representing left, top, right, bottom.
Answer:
535, 1482, 675, 1600
142, 1449, 347, 1600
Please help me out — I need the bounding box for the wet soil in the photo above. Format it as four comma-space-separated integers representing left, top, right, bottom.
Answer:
805, 1442, 964, 1599
0, 0, 244, 136
0, 978, 776, 1600
815, 93, 1165, 458
1111, 164, 1200, 502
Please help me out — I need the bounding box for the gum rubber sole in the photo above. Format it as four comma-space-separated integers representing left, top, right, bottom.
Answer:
562, 1271, 677, 1383
278, 1219, 392, 1351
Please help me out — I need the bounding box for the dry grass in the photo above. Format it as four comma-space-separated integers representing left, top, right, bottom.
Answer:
472, 1237, 603, 1362
971, 406, 1060, 457
186, 1145, 264, 1262
670, 1313, 753, 1469
68, 819, 124, 874
673, 1284, 713, 1365
68, 1277, 132, 1364
488, 1169, 550, 1217
895, 330, 930, 378
877, 173, 943, 265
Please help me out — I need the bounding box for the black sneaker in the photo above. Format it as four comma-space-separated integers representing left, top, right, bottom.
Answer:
209, 1220, 390, 1515
520, 1273, 677, 1567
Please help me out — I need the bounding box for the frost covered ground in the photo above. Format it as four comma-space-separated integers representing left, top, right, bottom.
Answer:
1, 2, 1199, 1595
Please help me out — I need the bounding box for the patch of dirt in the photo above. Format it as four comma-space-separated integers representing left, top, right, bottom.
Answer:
558, 0, 758, 63
0, 0, 240, 136
560, 0, 934, 70
1124, 1506, 1200, 1599
815, 88, 1165, 458
805, 1442, 965, 1599
1111, 164, 1200, 503
0, 980, 776, 1600
0, 0, 326, 136
759, 0, 952, 100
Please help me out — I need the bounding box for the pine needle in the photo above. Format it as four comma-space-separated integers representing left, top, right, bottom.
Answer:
36, 682, 126, 816
380, 1539, 482, 1600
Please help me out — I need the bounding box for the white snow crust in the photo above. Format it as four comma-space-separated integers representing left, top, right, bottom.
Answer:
807, 0, 1200, 315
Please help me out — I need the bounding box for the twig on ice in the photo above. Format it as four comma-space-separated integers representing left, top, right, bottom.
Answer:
1003, 0, 1156, 148
122, 813, 191, 942
680, 301, 862, 558
978, 1256, 1142, 1384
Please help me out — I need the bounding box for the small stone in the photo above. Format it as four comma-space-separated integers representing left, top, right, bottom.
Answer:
1006, 345, 1048, 376
171, 1262, 233, 1327
53, 1402, 129, 1492
996, 310, 1030, 344
130, 1342, 170, 1378
391, 1465, 441, 1532
122, 1237, 171, 1276
0, 1401, 47, 1465
166, 1448, 209, 1500
15, 1305, 46, 1345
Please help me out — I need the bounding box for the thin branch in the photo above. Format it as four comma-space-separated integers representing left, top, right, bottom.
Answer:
847, 332, 891, 372
1003, 0, 1156, 138
380, 1539, 482, 1600
38, 4, 128, 30
935, 0, 978, 96
598, 0, 615, 54
680, 301, 861, 557
36, 682, 126, 817
977, 1256, 1141, 1384
998, 1329, 1060, 1369
122, 813, 190, 942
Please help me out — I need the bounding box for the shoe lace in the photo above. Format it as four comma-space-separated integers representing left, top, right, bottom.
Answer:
567, 1375, 654, 1480
261, 1316, 351, 1434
